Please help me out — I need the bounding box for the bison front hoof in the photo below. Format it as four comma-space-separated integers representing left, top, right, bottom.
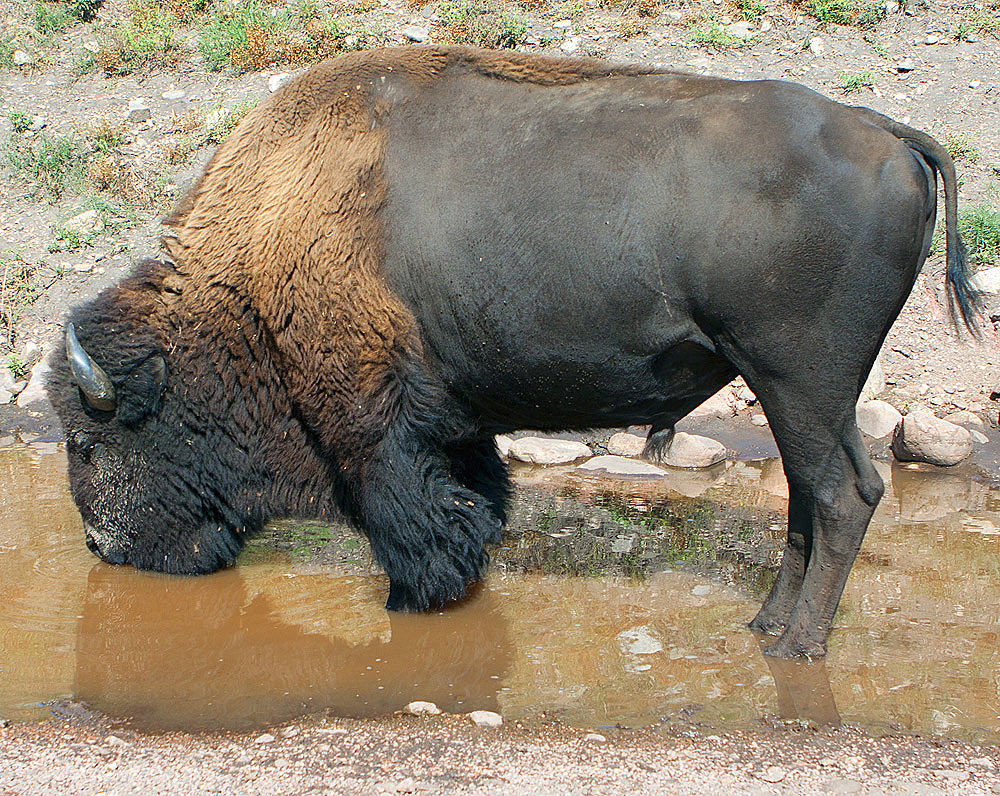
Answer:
747, 614, 786, 637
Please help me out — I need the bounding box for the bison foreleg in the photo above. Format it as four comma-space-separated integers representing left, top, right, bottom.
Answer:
355, 437, 502, 613
446, 438, 512, 525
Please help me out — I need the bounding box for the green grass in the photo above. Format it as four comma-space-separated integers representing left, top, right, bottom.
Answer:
204, 99, 259, 143
806, 0, 885, 27
0, 254, 47, 348
435, 0, 527, 49
5, 354, 28, 381
5, 133, 86, 200
58, 0, 103, 22
687, 17, 750, 47
199, 0, 288, 71
736, 0, 766, 22
958, 200, 1000, 266
837, 69, 875, 91
98, 0, 182, 75
943, 133, 980, 162
956, 9, 1000, 40
7, 110, 32, 134
33, 2, 73, 34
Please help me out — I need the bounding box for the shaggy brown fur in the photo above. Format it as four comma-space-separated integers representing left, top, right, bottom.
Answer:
162, 47, 675, 465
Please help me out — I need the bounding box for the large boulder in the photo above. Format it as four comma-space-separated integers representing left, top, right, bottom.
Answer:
508, 437, 591, 465
891, 408, 972, 467
16, 355, 52, 409
856, 399, 902, 438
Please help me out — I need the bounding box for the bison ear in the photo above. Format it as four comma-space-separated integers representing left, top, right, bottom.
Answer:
115, 355, 168, 427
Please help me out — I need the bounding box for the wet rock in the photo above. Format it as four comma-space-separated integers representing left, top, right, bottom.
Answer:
661, 432, 726, 468
508, 437, 590, 465
971, 267, 1000, 294
808, 36, 825, 55
13, 50, 30, 66
856, 400, 902, 438
494, 434, 513, 458
126, 98, 151, 124
891, 408, 972, 467
577, 455, 668, 478
616, 626, 663, 655
468, 710, 502, 727
402, 25, 430, 43
268, 72, 291, 92
254, 733, 275, 744
62, 209, 103, 237
405, 701, 441, 715
607, 432, 645, 457
822, 780, 863, 794
16, 356, 52, 409
943, 409, 984, 426
583, 732, 607, 743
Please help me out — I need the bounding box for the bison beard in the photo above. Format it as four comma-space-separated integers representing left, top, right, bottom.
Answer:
48, 46, 981, 659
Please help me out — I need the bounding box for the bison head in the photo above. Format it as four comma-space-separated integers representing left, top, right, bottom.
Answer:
48, 259, 337, 575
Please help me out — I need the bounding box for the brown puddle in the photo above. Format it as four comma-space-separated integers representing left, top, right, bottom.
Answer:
1, 445, 999, 740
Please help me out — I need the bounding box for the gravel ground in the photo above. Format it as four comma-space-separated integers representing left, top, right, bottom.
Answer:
3, 709, 1000, 795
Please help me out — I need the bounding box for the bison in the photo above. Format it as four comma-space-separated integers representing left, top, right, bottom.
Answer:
49, 46, 980, 658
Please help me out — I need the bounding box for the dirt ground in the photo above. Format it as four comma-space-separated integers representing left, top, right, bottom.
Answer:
1, 0, 999, 791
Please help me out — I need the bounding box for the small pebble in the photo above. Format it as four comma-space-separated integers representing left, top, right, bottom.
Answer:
584, 732, 607, 743
405, 701, 442, 716
468, 710, 503, 727
254, 733, 275, 744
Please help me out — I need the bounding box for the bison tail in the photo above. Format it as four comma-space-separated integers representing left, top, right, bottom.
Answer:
854, 106, 984, 337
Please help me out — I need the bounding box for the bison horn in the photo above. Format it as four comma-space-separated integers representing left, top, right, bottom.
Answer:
66, 323, 117, 412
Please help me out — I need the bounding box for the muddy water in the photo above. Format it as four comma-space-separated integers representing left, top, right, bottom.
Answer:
1, 446, 999, 740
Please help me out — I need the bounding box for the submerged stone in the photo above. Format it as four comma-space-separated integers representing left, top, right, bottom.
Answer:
577, 455, 668, 478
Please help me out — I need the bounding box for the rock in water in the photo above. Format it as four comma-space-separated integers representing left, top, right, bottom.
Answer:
659, 432, 726, 468
577, 455, 668, 478
405, 701, 441, 716
468, 710, 502, 727
606, 432, 646, 457
856, 399, 902, 438
891, 408, 972, 466
508, 437, 591, 465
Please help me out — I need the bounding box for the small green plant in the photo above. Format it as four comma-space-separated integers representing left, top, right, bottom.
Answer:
687, 16, 749, 47
59, 0, 103, 22
97, 0, 182, 75
85, 117, 127, 153
434, 0, 527, 49
806, 0, 884, 27
71, 48, 97, 77
943, 133, 980, 162
956, 9, 1000, 40
33, 2, 73, 34
735, 0, 766, 22
48, 227, 91, 253
7, 110, 32, 134
958, 200, 1000, 266
5, 354, 28, 381
5, 133, 85, 200
199, 0, 289, 71
863, 31, 888, 58
837, 69, 875, 92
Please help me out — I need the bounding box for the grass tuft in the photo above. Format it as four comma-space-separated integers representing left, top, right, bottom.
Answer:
97, 0, 182, 76
433, 0, 527, 49
687, 16, 750, 47
837, 69, 875, 91
806, 0, 885, 28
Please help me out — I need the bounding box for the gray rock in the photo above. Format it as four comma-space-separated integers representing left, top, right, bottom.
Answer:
861, 352, 885, 399
268, 72, 291, 92
553, 19, 573, 28
577, 455, 668, 478
560, 37, 581, 54
808, 36, 825, 55
0, 366, 15, 404
891, 408, 972, 466
943, 409, 984, 426
688, 389, 733, 416
970, 428, 988, 444
62, 209, 103, 237
584, 732, 607, 742
750, 414, 769, 427
468, 710, 502, 727
16, 356, 52, 409
254, 733, 275, 744
664, 10, 683, 21
971, 267, 1000, 294
660, 432, 727, 468
405, 701, 441, 715
161, 88, 186, 100
104, 735, 129, 747
494, 434, 513, 458
735, 384, 757, 403
606, 432, 645, 457
12, 50, 30, 66
508, 437, 590, 465
726, 21, 756, 37
126, 98, 151, 124
402, 25, 430, 43
857, 400, 902, 438
895, 57, 916, 72
616, 626, 663, 655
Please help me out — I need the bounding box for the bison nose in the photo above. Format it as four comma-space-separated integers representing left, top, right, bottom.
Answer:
83, 523, 126, 565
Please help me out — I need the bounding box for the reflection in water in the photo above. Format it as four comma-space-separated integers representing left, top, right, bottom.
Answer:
762, 651, 841, 728
2, 446, 1000, 741
74, 566, 511, 731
